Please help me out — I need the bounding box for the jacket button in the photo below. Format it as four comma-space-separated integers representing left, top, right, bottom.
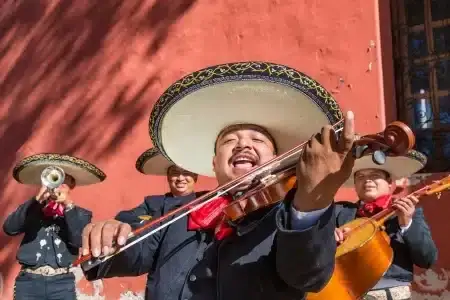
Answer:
189, 274, 197, 282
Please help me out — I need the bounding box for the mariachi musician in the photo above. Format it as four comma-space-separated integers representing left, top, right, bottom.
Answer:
116, 147, 207, 225
334, 150, 438, 300
3, 153, 106, 300
116, 147, 209, 294
79, 62, 357, 300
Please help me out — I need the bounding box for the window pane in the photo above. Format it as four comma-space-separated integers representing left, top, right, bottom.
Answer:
410, 64, 430, 93
436, 59, 450, 90
433, 26, 450, 54
414, 131, 450, 172
408, 31, 428, 58
429, 132, 450, 171
442, 133, 450, 162
431, 0, 450, 22
415, 130, 434, 160
439, 95, 450, 124
406, 0, 425, 26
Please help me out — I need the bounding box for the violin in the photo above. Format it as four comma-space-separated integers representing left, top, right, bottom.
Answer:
222, 120, 414, 222
305, 174, 450, 300
72, 120, 415, 270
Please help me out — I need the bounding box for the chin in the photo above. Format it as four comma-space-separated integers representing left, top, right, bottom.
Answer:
363, 194, 378, 201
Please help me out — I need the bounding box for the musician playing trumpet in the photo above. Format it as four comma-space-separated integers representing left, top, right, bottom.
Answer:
79, 64, 356, 300
334, 150, 438, 300
3, 153, 106, 300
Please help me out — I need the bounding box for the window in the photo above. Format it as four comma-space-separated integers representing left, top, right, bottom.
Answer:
391, 0, 450, 172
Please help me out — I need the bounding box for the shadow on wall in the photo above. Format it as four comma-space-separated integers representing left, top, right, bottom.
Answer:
0, 0, 197, 289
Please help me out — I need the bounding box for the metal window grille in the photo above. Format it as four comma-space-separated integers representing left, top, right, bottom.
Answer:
391, 0, 450, 172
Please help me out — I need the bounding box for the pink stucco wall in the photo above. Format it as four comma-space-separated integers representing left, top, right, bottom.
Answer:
1, 0, 448, 299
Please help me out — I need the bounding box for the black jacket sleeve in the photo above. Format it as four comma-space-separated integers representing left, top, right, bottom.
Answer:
115, 196, 162, 224
83, 223, 163, 280
275, 189, 336, 292
3, 198, 40, 236
402, 207, 438, 269
64, 205, 93, 248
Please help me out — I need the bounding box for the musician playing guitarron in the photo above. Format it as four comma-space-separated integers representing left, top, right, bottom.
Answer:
334, 150, 438, 300
79, 62, 357, 300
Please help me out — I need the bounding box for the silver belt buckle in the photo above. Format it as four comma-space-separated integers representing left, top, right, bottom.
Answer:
42, 266, 55, 276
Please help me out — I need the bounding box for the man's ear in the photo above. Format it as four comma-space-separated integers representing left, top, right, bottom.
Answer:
212, 156, 217, 173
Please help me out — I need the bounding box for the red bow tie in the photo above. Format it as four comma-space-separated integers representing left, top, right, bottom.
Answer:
356, 194, 392, 217
42, 200, 65, 218
187, 195, 234, 240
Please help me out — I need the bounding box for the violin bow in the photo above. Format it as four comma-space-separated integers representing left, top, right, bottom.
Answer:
74, 119, 412, 269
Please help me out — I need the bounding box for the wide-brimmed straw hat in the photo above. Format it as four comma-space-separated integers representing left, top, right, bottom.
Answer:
13, 153, 106, 186
343, 149, 427, 187
148, 61, 343, 177
136, 147, 176, 175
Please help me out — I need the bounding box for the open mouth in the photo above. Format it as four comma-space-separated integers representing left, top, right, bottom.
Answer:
231, 153, 257, 170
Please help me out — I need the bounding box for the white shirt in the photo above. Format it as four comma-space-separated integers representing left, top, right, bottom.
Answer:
290, 204, 331, 230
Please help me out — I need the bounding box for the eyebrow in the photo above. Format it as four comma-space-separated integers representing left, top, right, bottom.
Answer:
214, 125, 278, 154
356, 171, 389, 178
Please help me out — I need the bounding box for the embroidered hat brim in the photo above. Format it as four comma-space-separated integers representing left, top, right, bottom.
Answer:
13, 153, 106, 186
148, 61, 343, 177
135, 147, 175, 175
343, 149, 427, 187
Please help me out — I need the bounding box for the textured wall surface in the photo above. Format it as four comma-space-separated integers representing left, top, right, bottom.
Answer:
1, 0, 448, 299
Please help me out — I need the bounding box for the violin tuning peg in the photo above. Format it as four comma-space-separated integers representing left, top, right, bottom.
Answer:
372, 150, 386, 165
353, 145, 369, 159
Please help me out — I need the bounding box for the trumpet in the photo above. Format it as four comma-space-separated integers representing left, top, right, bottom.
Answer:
41, 166, 65, 193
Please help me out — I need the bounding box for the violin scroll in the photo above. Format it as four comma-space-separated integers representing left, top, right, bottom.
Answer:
352, 121, 415, 164
384, 121, 415, 155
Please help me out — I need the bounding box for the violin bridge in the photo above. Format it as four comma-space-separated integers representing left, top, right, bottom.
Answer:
436, 192, 442, 199
260, 174, 278, 187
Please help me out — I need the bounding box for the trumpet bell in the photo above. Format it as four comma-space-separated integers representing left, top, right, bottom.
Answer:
41, 166, 65, 189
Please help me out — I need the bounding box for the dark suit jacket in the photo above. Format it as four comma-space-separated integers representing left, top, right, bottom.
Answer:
3, 198, 92, 268
335, 201, 438, 283
83, 188, 337, 300
115, 191, 209, 224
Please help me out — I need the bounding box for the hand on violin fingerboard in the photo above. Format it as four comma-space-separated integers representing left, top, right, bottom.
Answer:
293, 111, 356, 212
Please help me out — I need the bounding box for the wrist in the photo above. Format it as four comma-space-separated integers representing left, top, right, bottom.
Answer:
398, 217, 412, 227
293, 190, 332, 212
34, 196, 44, 204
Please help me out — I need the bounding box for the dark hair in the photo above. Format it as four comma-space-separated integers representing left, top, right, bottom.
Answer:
167, 165, 198, 181
64, 174, 77, 189
354, 169, 391, 181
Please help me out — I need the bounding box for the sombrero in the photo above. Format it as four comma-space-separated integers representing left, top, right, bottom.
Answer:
343, 149, 427, 187
148, 61, 343, 176
135, 147, 175, 175
13, 153, 106, 186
